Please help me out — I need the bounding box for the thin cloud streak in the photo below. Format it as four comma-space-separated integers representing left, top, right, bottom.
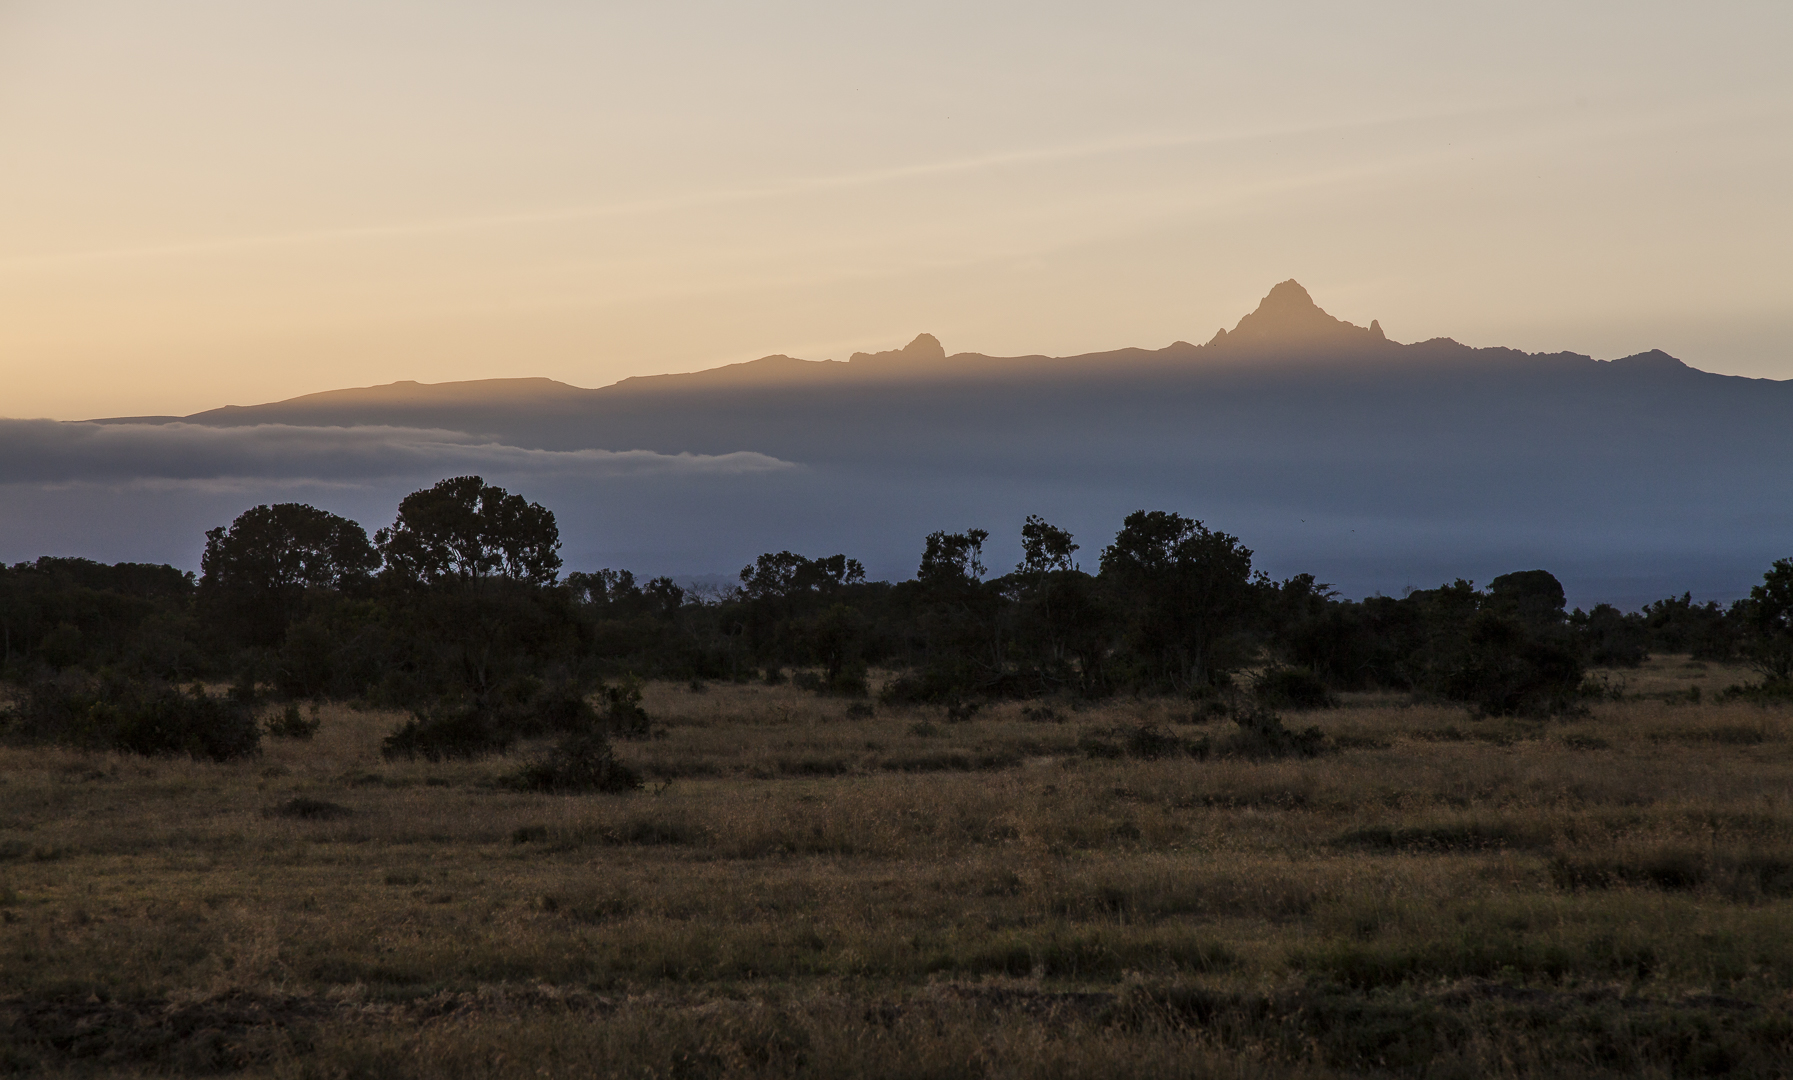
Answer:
0, 102, 1538, 271
355, 120, 1622, 326
0, 420, 796, 483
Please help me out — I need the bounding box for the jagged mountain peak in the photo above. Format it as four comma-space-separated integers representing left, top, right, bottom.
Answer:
1209, 279, 1387, 351
851, 333, 946, 365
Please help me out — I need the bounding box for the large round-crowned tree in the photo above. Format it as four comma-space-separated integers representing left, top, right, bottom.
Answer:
375, 475, 562, 586
1099, 510, 1262, 689
199, 503, 380, 646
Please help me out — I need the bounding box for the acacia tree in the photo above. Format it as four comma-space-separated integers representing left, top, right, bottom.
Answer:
739, 551, 866, 600
199, 503, 379, 647
1018, 516, 1078, 577
1745, 558, 1793, 684
1007, 516, 1107, 694
886, 528, 1004, 699
375, 476, 562, 586
915, 529, 985, 587
1099, 510, 1263, 690
732, 551, 867, 679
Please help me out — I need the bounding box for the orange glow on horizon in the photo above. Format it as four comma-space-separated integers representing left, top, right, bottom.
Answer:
1, 3, 1789, 419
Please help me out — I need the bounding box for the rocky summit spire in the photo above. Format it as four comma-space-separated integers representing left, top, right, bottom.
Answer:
1209, 280, 1387, 351
900, 333, 945, 362
850, 333, 947, 365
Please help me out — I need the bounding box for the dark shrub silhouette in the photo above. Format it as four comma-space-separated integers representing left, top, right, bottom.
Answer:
267, 702, 321, 740
508, 732, 642, 793
382, 703, 515, 761
1253, 667, 1336, 710
598, 678, 651, 737
1223, 705, 1329, 759
1743, 558, 1793, 685
267, 797, 351, 820
1078, 723, 1209, 760
3, 674, 259, 761
1641, 592, 1739, 659
1126, 724, 1190, 760
1440, 612, 1585, 717
498, 679, 604, 737
1569, 603, 1648, 667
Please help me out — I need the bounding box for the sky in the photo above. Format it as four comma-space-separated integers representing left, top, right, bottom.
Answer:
2, 1, 1790, 420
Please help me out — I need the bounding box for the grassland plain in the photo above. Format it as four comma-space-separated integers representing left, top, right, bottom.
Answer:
2, 656, 1792, 1078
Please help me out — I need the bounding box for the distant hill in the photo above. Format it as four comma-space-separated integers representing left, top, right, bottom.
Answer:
44, 281, 1793, 605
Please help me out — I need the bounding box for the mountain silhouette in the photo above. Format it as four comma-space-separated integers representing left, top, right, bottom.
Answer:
1209, 279, 1387, 350
850, 332, 948, 365
57, 281, 1793, 604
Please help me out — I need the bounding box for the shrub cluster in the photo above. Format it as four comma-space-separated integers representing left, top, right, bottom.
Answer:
506, 732, 643, 793
380, 703, 515, 762
1, 674, 259, 761
266, 702, 321, 739
1079, 707, 1330, 762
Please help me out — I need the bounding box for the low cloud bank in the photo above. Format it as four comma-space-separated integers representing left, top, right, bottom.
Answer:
0, 420, 797, 484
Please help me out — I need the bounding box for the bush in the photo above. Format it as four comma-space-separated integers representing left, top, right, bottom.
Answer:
266, 797, 351, 820
1079, 724, 1210, 761
1223, 705, 1329, 759
1190, 698, 1234, 724
1718, 680, 1793, 703
1126, 723, 1192, 760
1440, 614, 1585, 717
507, 732, 642, 793
1253, 667, 1336, 710
266, 703, 321, 740
1078, 729, 1126, 759
825, 670, 870, 697
598, 678, 651, 737
944, 699, 981, 722
1, 674, 260, 761
878, 667, 1010, 706
511, 680, 602, 736
381, 703, 514, 761
382, 678, 650, 759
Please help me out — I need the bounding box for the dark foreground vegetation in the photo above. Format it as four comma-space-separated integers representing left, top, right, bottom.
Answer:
3, 476, 1793, 1077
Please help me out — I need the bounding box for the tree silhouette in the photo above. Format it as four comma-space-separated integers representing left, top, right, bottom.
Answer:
1486, 570, 1568, 631
375, 476, 561, 586
199, 503, 378, 647
1099, 511, 1262, 689
918, 529, 988, 588
1745, 558, 1793, 683
1007, 517, 1104, 694
739, 551, 866, 599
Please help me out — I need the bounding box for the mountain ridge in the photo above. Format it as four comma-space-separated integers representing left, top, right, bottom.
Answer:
23, 280, 1791, 606
84, 278, 1749, 425
86, 279, 1738, 427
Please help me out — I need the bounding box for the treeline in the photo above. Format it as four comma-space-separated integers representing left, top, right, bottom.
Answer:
3, 476, 1792, 761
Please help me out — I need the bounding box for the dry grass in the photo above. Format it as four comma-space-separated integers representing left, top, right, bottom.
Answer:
3, 658, 1792, 1076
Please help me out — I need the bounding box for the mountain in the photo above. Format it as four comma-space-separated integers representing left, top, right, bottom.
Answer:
36, 282, 1793, 605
